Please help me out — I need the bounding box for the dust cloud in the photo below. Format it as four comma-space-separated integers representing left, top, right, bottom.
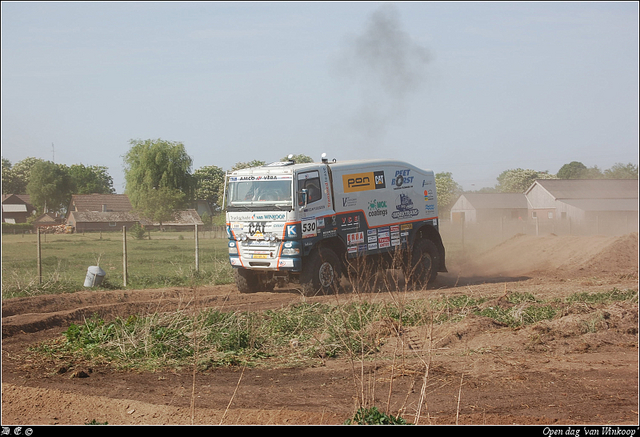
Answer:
333, 4, 431, 150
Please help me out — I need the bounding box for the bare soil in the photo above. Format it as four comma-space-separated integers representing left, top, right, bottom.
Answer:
2, 233, 639, 426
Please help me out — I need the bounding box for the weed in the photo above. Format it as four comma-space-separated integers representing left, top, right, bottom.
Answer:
344, 406, 410, 425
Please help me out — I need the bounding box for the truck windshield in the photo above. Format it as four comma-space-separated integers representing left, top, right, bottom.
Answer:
227, 178, 293, 210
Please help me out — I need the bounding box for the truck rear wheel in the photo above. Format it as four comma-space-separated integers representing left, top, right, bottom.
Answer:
300, 247, 342, 296
405, 238, 439, 289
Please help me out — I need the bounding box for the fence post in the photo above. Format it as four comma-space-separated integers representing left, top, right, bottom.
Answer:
122, 226, 128, 287
195, 224, 200, 272
37, 227, 42, 284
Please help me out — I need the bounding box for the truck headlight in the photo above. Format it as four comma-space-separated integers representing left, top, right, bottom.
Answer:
281, 248, 300, 256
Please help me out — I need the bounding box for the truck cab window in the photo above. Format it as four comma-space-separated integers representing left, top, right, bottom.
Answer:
298, 172, 322, 205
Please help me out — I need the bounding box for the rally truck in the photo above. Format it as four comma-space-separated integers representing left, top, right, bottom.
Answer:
224, 155, 446, 295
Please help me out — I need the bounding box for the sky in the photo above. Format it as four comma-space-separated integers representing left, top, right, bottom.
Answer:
2, 1, 638, 193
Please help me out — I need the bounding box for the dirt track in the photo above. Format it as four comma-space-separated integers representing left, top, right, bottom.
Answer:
2, 233, 639, 425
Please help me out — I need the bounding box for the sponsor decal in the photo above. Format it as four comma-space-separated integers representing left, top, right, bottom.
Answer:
392, 194, 420, 220
342, 197, 358, 208
248, 222, 266, 236
343, 171, 386, 193
347, 232, 365, 245
394, 169, 414, 189
278, 259, 294, 268
323, 229, 337, 238
426, 203, 435, 212
286, 225, 297, 238
401, 223, 413, 231
368, 242, 378, 251
367, 198, 388, 217
378, 236, 391, 248
424, 189, 434, 201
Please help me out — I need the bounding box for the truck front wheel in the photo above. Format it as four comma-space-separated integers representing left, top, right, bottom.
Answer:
300, 247, 342, 296
235, 269, 275, 293
405, 238, 439, 289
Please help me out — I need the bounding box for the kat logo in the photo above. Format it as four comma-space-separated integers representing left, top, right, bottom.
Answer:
343, 171, 385, 193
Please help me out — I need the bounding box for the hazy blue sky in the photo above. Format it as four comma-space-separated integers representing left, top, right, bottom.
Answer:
2, 2, 638, 193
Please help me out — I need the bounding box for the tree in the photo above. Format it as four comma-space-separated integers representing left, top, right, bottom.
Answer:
194, 165, 225, 211
496, 168, 556, 193
123, 139, 194, 223
231, 160, 266, 171
2, 158, 18, 194
26, 161, 74, 214
604, 163, 638, 179
557, 161, 604, 179
4, 157, 44, 194
69, 164, 115, 194
280, 154, 314, 164
435, 172, 462, 213
557, 161, 588, 179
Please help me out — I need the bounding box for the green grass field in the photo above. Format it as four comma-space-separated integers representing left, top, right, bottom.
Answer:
1, 230, 234, 299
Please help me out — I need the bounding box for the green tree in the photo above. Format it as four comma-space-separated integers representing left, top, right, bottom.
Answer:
280, 154, 314, 164
193, 165, 225, 211
69, 164, 115, 194
231, 160, 266, 171
557, 161, 604, 179
557, 161, 588, 179
496, 168, 556, 193
26, 161, 74, 214
123, 139, 194, 223
435, 172, 462, 213
604, 162, 638, 179
2, 157, 18, 194
5, 157, 44, 194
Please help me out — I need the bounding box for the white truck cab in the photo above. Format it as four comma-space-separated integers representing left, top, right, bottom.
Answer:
225, 156, 446, 295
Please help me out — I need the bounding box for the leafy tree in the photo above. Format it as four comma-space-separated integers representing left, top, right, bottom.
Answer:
604, 162, 638, 179
557, 161, 604, 179
4, 157, 44, 194
435, 172, 462, 213
26, 161, 74, 214
2, 158, 18, 194
496, 168, 556, 193
557, 161, 588, 179
231, 160, 266, 171
280, 154, 314, 164
193, 165, 225, 211
123, 139, 194, 223
69, 164, 115, 194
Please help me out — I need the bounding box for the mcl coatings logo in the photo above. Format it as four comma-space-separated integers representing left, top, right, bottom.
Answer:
343, 171, 386, 193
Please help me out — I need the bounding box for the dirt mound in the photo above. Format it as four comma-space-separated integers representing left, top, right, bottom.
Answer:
455, 233, 638, 279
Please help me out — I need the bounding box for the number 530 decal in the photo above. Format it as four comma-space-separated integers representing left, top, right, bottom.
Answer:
301, 218, 317, 238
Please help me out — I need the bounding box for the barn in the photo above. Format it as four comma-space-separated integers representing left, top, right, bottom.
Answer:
449, 193, 528, 224
525, 179, 638, 233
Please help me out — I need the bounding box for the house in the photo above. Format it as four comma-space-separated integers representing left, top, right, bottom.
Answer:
67, 193, 133, 213
2, 194, 37, 223
450, 193, 528, 224
66, 211, 145, 233
145, 209, 204, 231
525, 179, 638, 224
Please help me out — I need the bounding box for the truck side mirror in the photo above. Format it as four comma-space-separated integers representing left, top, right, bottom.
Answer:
299, 189, 309, 208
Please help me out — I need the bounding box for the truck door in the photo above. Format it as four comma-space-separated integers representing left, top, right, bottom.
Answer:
297, 168, 335, 244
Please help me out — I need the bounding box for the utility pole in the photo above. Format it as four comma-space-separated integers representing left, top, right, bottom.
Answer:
52, 143, 55, 163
